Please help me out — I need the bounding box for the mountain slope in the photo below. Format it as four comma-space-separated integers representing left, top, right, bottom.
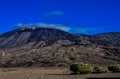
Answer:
0, 27, 120, 67
93, 32, 120, 45
0, 27, 77, 49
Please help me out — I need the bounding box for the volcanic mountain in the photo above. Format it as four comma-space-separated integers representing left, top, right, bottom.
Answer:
0, 27, 120, 67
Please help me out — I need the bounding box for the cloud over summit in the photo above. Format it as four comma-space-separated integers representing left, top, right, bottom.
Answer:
16, 23, 70, 32
16, 23, 98, 34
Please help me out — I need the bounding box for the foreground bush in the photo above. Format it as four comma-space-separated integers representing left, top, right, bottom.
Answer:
70, 63, 79, 74
70, 63, 93, 74
93, 66, 108, 73
108, 64, 120, 72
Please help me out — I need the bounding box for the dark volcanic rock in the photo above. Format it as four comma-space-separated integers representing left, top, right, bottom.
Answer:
0, 27, 77, 49
93, 32, 120, 45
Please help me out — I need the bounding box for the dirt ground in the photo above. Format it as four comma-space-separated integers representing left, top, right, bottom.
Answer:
0, 67, 120, 79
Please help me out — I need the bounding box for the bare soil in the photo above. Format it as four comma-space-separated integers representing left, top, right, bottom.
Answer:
0, 67, 120, 79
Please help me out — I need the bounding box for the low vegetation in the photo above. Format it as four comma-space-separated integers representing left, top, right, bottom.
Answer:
93, 66, 108, 73
70, 63, 120, 74
70, 63, 79, 74
70, 62, 93, 74
108, 64, 120, 72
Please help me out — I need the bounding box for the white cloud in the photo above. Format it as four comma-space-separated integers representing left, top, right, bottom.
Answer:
35, 23, 70, 31
16, 23, 71, 32
73, 27, 97, 33
48, 11, 64, 15
15, 23, 98, 34
44, 11, 65, 18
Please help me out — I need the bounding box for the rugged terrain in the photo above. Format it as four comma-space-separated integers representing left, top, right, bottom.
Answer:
0, 27, 120, 67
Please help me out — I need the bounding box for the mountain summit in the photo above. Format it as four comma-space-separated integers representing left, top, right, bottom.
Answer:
0, 27, 93, 49
0, 27, 76, 49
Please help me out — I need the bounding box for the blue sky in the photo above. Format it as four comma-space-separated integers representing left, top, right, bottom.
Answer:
0, 0, 120, 34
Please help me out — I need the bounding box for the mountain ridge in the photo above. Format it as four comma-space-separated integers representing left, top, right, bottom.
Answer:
0, 27, 120, 49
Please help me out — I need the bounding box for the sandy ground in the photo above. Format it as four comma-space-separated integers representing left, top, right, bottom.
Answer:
0, 67, 120, 79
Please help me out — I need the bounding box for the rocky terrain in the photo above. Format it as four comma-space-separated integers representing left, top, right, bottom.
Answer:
0, 27, 120, 67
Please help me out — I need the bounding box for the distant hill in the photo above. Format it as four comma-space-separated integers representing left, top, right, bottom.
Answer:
0, 27, 120, 67
92, 32, 120, 45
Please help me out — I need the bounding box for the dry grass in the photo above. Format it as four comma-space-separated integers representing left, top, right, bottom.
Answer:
0, 67, 119, 79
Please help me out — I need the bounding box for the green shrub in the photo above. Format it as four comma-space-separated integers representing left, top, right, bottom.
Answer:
93, 66, 108, 73
70, 62, 93, 74
108, 64, 120, 72
77, 63, 93, 74
70, 63, 79, 74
